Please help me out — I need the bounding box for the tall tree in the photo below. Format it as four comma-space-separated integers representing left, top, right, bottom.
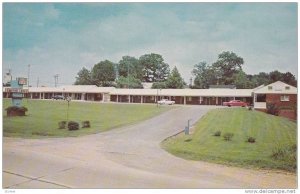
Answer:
91, 60, 116, 87
250, 72, 270, 87
118, 56, 143, 80
116, 75, 143, 89
74, 67, 93, 85
165, 66, 185, 89
269, 70, 283, 84
151, 82, 167, 89
139, 53, 170, 82
212, 51, 244, 85
192, 62, 218, 89
282, 72, 297, 87
233, 70, 254, 89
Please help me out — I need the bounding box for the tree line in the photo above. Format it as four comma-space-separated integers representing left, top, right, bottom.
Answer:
74, 51, 297, 89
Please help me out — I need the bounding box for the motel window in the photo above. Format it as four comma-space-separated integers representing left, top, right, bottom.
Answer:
268, 86, 273, 90
280, 95, 290, 102
187, 97, 192, 101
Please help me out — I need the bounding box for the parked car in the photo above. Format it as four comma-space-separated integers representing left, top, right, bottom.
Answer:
158, 99, 175, 105
52, 95, 65, 100
223, 100, 248, 107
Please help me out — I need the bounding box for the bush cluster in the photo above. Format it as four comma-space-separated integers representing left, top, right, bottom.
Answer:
58, 120, 91, 130
212, 130, 256, 143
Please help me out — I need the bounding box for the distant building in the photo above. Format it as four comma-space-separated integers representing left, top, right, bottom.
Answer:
3, 81, 297, 120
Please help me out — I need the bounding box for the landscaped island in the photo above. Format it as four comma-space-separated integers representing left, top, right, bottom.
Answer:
162, 108, 296, 172
3, 99, 171, 138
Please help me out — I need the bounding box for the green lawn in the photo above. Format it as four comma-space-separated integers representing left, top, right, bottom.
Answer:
161, 108, 297, 172
3, 99, 172, 138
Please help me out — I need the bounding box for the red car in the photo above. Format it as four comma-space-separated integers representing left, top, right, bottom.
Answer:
223, 100, 248, 107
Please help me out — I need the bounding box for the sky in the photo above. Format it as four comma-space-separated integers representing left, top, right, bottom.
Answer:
2, 2, 298, 87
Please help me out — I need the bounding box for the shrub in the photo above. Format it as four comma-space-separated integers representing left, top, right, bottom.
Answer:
58, 121, 67, 129
6, 106, 28, 116
213, 130, 221, 137
184, 138, 192, 142
223, 133, 234, 141
68, 121, 79, 131
247, 136, 256, 143
82, 121, 91, 128
266, 103, 278, 116
248, 106, 252, 111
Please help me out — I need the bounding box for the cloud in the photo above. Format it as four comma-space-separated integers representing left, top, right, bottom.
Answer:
3, 3, 298, 86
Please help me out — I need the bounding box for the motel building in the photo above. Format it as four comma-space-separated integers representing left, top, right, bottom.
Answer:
3, 81, 297, 119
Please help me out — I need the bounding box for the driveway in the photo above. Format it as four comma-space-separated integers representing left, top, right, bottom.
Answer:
3, 106, 296, 188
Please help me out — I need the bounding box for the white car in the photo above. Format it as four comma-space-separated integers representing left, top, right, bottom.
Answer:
158, 99, 175, 105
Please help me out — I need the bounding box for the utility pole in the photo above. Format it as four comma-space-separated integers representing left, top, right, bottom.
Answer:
37, 77, 39, 87
54, 74, 59, 87
27, 64, 31, 102
27, 64, 31, 88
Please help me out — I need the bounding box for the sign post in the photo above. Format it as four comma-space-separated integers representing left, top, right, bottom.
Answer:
10, 78, 28, 107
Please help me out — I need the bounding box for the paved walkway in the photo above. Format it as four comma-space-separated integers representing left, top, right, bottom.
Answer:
3, 106, 296, 188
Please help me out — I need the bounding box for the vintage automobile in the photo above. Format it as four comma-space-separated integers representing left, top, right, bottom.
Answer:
52, 95, 65, 100
158, 99, 175, 105
222, 100, 248, 107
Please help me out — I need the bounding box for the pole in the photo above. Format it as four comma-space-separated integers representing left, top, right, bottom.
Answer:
67, 97, 71, 122
156, 88, 158, 107
27, 64, 30, 88
27, 64, 30, 103
54, 74, 59, 87
67, 101, 69, 122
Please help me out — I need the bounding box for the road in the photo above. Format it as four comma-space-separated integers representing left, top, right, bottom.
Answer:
3, 105, 296, 189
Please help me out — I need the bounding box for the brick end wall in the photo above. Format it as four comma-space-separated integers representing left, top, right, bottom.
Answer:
266, 94, 297, 120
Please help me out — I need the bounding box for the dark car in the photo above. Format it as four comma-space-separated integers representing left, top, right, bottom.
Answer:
52, 95, 65, 100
